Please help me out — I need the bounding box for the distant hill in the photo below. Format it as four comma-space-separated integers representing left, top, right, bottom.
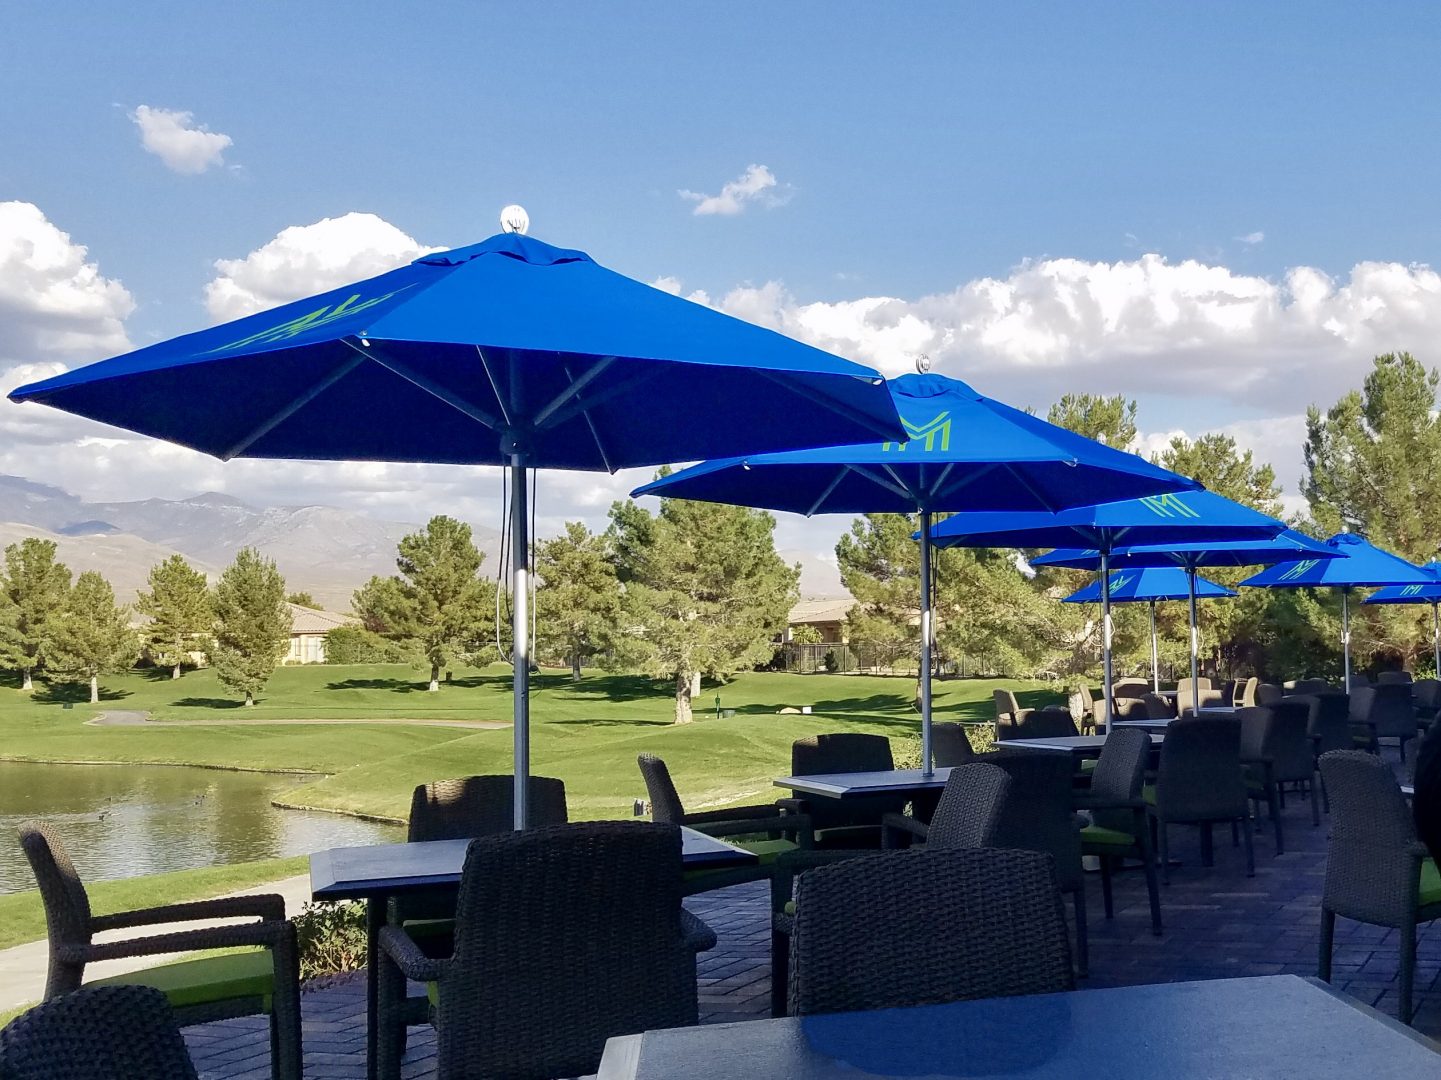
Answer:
0, 522, 222, 605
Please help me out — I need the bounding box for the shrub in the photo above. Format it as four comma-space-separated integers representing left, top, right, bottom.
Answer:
293, 900, 368, 980
892, 724, 993, 769
324, 626, 404, 664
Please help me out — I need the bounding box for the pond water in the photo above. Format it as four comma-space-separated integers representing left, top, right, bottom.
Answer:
0, 760, 402, 894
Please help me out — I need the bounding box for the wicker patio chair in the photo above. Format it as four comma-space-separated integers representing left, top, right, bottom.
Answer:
931, 721, 977, 767
1307, 691, 1351, 813
1217, 678, 1238, 705
638, 753, 811, 893
997, 703, 1081, 740
1239, 703, 1317, 855
1349, 672, 1373, 690
786, 847, 1074, 1016
1177, 677, 1223, 714
17, 822, 300, 1080
1076, 728, 1162, 935
0, 984, 199, 1080
1414, 679, 1441, 726
1317, 750, 1441, 1025
1348, 685, 1379, 753
777, 762, 1012, 1016
1353, 683, 1420, 760
783, 734, 905, 848
1290, 678, 1331, 697
1255, 683, 1283, 706
1143, 692, 1177, 720
408, 775, 567, 841
1145, 717, 1254, 882
376, 821, 715, 1080
1377, 669, 1414, 685
1113, 678, 1150, 700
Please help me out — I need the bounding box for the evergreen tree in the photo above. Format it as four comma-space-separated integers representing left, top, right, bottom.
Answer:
286, 591, 318, 608
46, 572, 137, 704
835, 514, 922, 673
355, 517, 493, 691
210, 548, 292, 706
1046, 393, 1139, 450
535, 522, 622, 681
137, 555, 214, 679
609, 495, 798, 724
0, 538, 72, 691
0, 588, 21, 685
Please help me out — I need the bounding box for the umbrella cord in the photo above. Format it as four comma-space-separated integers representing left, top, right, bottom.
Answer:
492, 466, 538, 668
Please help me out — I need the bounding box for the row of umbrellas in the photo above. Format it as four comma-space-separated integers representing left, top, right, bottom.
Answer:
7, 223, 1436, 819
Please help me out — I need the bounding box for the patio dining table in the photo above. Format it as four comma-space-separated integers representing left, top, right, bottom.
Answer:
310, 827, 757, 1080
1002, 733, 1164, 759
773, 767, 953, 800
597, 974, 1441, 1079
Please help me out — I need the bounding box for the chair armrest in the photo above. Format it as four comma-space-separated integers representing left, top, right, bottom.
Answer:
775, 797, 809, 816
881, 812, 929, 849
1072, 795, 1145, 812
680, 909, 717, 953
90, 894, 285, 933
377, 924, 446, 983
690, 814, 814, 847
684, 804, 785, 825
58, 919, 291, 964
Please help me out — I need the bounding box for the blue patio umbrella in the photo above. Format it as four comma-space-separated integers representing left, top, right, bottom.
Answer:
632, 372, 1198, 772
7, 228, 908, 828
1063, 568, 1236, 694
1362, 561, 1441, 676
1241, 534, 1431, 687
928, 491, 1286, 726
1033, 529, 1338, 710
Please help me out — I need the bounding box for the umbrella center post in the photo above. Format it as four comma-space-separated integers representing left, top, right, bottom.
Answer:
1149, 599, 1160, 693
1099, 551, 1113, 734
510, 451, 532, 830
1187, 567, 1200, 716
918, 510, 934, 777
1341, 588, 1351, 688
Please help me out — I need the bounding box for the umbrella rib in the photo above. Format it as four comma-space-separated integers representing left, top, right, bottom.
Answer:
805, 467, 852, 517
754, 369, 898, 439
476, 347, 512, 429
560, 362, 616, 473
360, 345, 504, 431
531, 358, 616, 429
880, 463, 924, 504
931, 462, 998, 502
220, 352, 367, 459
847, 463, 916, 502
535, 367, 663, 431
1003, 462, 1063, 513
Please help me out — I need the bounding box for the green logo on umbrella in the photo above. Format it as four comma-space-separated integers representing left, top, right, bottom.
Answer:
1402, 584, 1426, 596
882, 411, 951, 453
1276, 559, 1320, 581
1138, 493, 1200, 519
206, 285, 415, 354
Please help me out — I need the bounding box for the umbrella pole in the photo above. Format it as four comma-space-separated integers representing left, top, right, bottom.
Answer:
1433, 601, 1439, 678
1100, 551, 1113, 734
919, 510, 934, 777
1149, 600, 1160, 693
511, 452, 531, 830
1188, 567, 1200, 716
1342, 589, 1352, 689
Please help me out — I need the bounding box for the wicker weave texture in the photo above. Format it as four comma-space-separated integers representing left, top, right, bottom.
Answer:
985, 753, 1083, 891
1152, 718, 1246, 823
791, 734, 903, 833
930, 722, 977, 767
407, 775, 567, 842
924, 763, 1011, 850
788, 847, 1074, 1016
1318, 750, 1425, 926
0, 985, 199, 1080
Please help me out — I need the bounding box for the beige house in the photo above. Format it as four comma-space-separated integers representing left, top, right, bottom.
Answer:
284, 603, 354, 664
785, 598, 857, 644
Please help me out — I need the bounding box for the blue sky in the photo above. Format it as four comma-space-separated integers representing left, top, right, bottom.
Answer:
4, 4, 1441, 587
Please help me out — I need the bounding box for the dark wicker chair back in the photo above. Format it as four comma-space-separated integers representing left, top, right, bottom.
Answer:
636, 755, 687, 823
1255, 683, 1283, 706
443, 822, 698, 1078
1009, 709, 1080, 740
1372, 683, 1419, 739
924, 763, 1011, 849
993, 688, 1022, 721
1309, 692, 1352, 756
0, 985, 199, 1080
1349, 673, 1373, 690
985, 753, 1083, 891
1265, 700, 1319, 782
1087, 728, 1151, 835
1349, 685, 1376, 724
1143, 692, 1177, 719
1218, 679, 1238, 705
1291, 678, 1331, 696
930, 722, 976, 767
1377, 670, 1414, 685
1113, 678, 1149, 700
788, 847, 1074, 1016
1415, 679, 1441, 713
791, 734, 903, 832
407, 776, 567, 842
1153, 717, 1246, 822
1318, 750, 1419, 923
17, 823, 93, 996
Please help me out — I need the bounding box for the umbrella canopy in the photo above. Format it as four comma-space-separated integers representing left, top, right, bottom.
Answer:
8, 230, 908, 829
1241, 533, 1431, 686
1032, 529, 1338, 572
1064, 567, 1236, 694
1362, 561, 1441, 676
929, 491, 1285, 725
633, 372, 1199, 773
1063, 567, 1237, 604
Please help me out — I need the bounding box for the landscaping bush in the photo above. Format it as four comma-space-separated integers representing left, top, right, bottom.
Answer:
293, 900, 368, 980
891, 724, 993, 769
323, 626, 405, 665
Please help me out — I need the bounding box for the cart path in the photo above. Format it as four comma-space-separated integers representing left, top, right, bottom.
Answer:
85, 711, 507, 729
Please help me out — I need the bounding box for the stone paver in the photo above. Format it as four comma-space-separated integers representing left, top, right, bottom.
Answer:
161, 773, 1441, 1076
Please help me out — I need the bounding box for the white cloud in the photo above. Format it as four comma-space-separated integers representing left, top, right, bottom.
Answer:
130, 105, 233, 175
679, 164, 789, 216
1237, 231, 1266, 245
204, 213, 440, 321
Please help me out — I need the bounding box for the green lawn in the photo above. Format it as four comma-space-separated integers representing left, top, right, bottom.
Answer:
0, 664, 1057, 821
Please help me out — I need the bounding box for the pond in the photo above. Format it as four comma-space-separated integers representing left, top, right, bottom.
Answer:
0, 760, 402, 894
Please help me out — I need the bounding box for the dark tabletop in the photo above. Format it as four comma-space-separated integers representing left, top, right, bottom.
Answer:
310, 826, 757, 901
597, 975, 1441, 1079
1003, 733, 1164, 757
773, 767, 953, 799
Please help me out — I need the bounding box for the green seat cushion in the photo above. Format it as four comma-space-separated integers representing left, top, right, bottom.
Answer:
1078, 760, 1098, 775
92, 948, 272, 1011
402, 917, 455, 939
1420, 858, 1441, 908
1142, 784, 1157, 806
783, 900, 796, 916
738, 838, 797, 864
1081, 824, 1136, 850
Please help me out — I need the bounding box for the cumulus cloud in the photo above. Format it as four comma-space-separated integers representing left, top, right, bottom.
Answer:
679, 164, 789, 216
130, 106, 233, 174
204, 213, 440, 321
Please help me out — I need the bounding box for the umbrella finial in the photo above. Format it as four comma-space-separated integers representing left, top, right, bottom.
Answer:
915, 353, 932, 374
500, 204, 530, 235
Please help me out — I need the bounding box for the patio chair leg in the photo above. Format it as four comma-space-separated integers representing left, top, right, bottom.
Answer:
1200, 823, 1214, 866
1241, 815, 1255, 877
1320, 771, 1331, 814
1401, 922, 1418, 1025
1072, 886, 1088, 978
1158, 823, 1171, 885
1100, 856, 1114, 918
1267, 784, 1283, 854
770, 927, 789, 1018
1309, 773, 1321, 827
1318, 908, 1334, 982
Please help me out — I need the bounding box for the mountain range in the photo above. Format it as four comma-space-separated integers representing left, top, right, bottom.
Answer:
0, 475, 846, 609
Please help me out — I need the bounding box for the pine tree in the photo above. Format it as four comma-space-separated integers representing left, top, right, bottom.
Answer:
0, 538, 72, 691
210, 548, 292, 706
137, 555, 214, 679
535, 522, 622, 681
46, 572, 137, 704
609, 494, 798, 724
1046, 393, 1139, 450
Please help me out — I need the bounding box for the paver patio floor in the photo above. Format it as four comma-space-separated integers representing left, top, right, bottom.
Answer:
182, 776, 1441, 1077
